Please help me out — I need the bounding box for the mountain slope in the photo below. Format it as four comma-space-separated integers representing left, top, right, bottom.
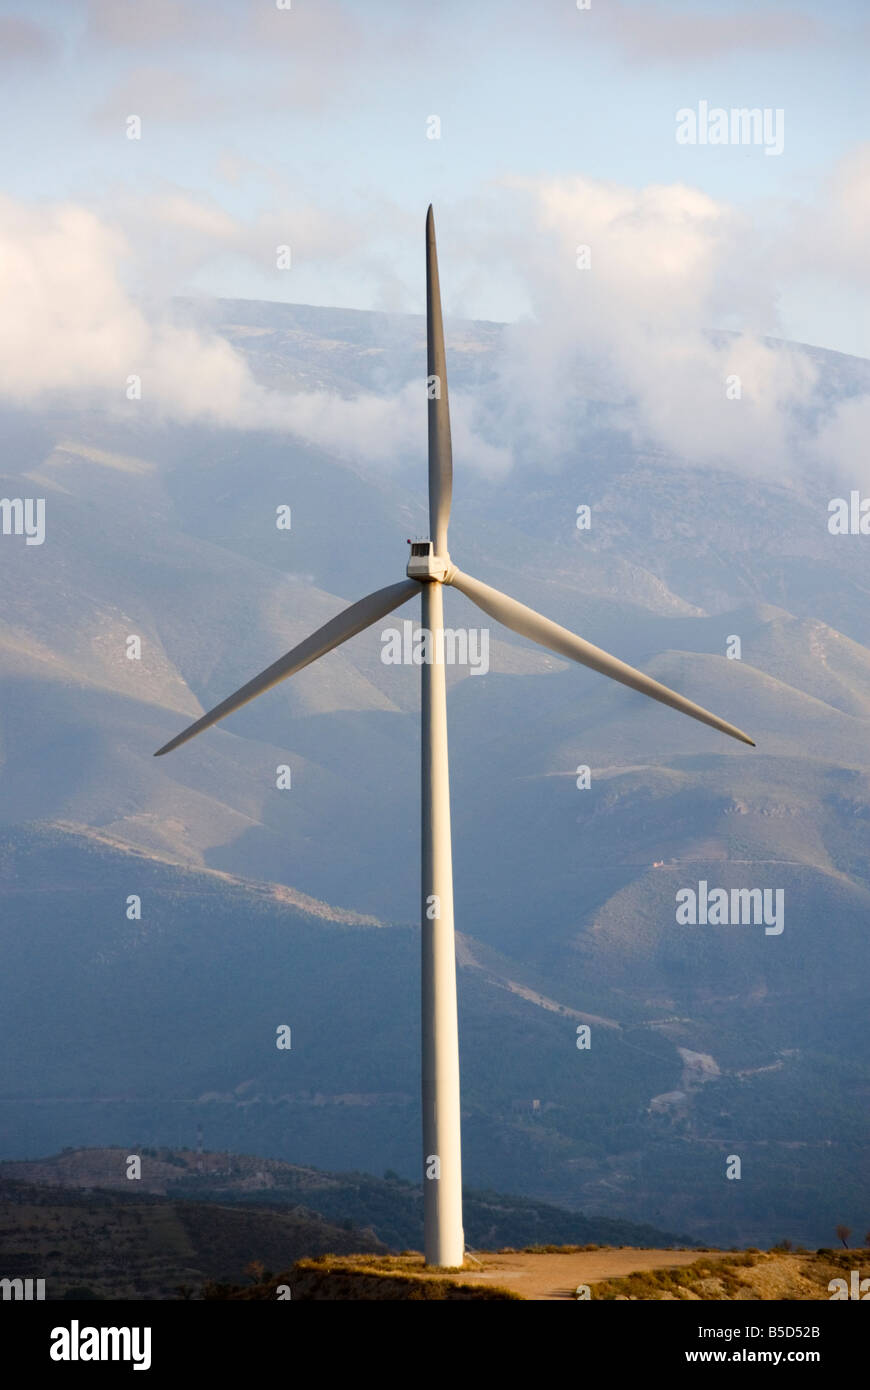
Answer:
1, 303, 869, 1247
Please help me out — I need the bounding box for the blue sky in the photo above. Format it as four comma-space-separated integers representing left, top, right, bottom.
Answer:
1, 0, 867, 354
0, 0, 868, 495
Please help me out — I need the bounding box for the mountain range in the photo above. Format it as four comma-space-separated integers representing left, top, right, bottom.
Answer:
1, 299, 868, 1247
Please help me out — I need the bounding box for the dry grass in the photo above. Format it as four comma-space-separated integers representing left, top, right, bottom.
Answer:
213, 1245, 870, 1301
594, 1249, 870, 1301
263, 1254, 521, 1300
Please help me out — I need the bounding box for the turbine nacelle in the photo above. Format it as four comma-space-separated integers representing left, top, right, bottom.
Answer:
406, 538, 452, 583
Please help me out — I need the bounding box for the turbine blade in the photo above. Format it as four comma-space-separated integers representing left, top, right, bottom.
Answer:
426, 205, 452, 554
155, 578, 420, 756
448, 569, 755, 747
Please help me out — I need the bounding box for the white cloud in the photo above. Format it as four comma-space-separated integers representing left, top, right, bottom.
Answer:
114, 184, 350, 289
86, 0, 208, 46
472, 174, 822, 478
86, 0, 370, 117
0, 192, 509, 477
1, 172, 866, 490
780, 144, 870, 289
0, 16, 59, 66
0, 196, 253, 422
814, 395, 870, 490
281, 381, 510, 477
593, 1, 822, 62
540, 0, 827, 64
91, 65, 224, 128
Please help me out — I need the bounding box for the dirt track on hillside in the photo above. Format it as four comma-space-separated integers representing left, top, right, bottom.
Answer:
447, 1249, 705, 1300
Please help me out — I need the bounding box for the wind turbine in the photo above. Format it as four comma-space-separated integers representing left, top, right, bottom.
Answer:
155, 206, 754, 1269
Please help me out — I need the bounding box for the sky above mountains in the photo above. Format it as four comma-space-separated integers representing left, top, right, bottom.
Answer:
0, 5, 868, 497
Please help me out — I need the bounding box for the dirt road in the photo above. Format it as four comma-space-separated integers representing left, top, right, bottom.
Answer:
443, 1248, 706, 1300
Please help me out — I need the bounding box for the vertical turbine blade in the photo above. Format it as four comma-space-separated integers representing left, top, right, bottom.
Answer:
426, 205, 452, 554
154, 578, 420, 756
448, 568, 755, 747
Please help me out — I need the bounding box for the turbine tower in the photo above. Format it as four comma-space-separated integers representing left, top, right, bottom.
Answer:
155, 206, 754, 1269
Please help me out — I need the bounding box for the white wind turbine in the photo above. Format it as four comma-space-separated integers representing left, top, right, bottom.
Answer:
155, 206, 754, 1268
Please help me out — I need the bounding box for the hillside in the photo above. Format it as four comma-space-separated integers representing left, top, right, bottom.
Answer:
0, 1177, 382, 1301
0, 301, 868, 1247
0, 1145, 691, 1298
0, 823, 865, 1247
